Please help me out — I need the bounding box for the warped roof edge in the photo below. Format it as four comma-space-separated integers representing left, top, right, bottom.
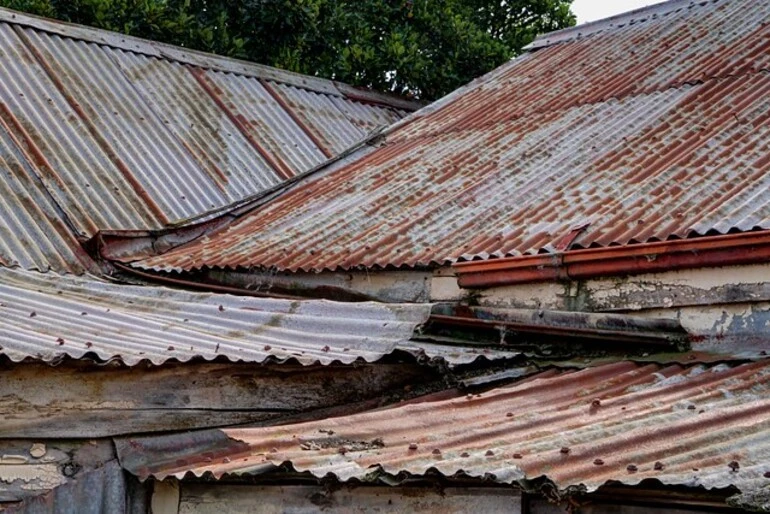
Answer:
0, 6, 420, 111
526, 0, 714, 50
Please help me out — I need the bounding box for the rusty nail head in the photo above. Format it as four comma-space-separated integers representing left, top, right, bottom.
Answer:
687, 405, 696, 410
729, 461, 740, 472
764, 471, 770, 478
223, 457, 231, 463
264, 344, 272, 351
560, 447, 571, 454
460, 452, 469, 458
485, 450, 494, 456
408, 443, 418, 450
338, 447, 348, 455
432, 448, 441, 455
513, 453, 523, 459
654, 461, 665, 470
627, 464, 638, 473
594, 458, 604, 466
591, 399, 601, 407
270, 448, 278, 453
506, 412, 513, 418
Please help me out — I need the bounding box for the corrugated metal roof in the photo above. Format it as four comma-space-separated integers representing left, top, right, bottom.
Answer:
120, 359, 770, 499
0, 112, 96, 274
131, 0, 770, 273
0, 7, 416, 271
0, 267, 518, 366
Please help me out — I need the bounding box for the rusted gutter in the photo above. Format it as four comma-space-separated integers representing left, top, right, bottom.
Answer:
111, 261, 302, 299
428, 305, 688, 347
454, 231, 770, 288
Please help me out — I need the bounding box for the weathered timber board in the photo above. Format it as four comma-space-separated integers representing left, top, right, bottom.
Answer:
0, 360, 434, 438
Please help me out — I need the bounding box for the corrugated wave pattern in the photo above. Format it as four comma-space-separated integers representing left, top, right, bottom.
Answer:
137, 360, 770, 497
0, 268, 519, 366
0, 126, 93, 273
0, 14, 414, 273
133, 0, 770, 273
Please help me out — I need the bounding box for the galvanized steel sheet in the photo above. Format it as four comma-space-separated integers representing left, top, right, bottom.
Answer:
122, 360, 770, 497
133, 0, 770, 273
0, 8, 415, 273
0, 268, 517, 366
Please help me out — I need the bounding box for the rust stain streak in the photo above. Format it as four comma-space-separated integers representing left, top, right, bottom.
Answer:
260, 78, 335, 160
188, 66, 294, 181
12, 25, 170, 226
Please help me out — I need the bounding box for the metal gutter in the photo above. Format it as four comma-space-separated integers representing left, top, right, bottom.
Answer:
428, 305, 688, 348
454, 230, 770, 288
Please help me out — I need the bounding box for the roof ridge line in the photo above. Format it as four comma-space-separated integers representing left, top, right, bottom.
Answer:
526, 0, 717, 50
0, 6, 417, 110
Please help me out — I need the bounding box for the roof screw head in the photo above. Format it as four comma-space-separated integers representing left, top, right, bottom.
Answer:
513, 453, 523, 459
506, 412, 513, 418
729, 461, 740, 472
485, 450, 494, 457
591, 398, 601, 408
763, 471, 770, 478
29, 311, 36, 318
627, 464, 638, 473
269, 448, 278, 453
460, 452, 470, 458
594, 458, 604, 466
321, 345, 330, 352
560, 447, 571, 454
223, 457, 231, 463
264, 345, 272, 351
167, 345, 175, 351
408, 443, 418, 450
218, 305, 224, 312
432, 448, 442, 456
687, 405, 696, 410
338, 447, 348, 455
654, 461, 665, 470
56, 338, 65, 345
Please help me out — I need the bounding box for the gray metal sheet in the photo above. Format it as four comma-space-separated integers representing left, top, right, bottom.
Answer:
0, 268, 516, 366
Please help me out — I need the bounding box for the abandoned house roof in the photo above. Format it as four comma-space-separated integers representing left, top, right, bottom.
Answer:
128, 0, 770, 274
0, 6, 416, 254
0, 267, 521, 366
118, 359, 770, 499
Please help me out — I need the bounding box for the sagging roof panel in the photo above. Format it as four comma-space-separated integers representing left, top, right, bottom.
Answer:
122, 360, 770, 498
129, 0, 770, 273
0, 7, 418, 273
0, 268, 518, 366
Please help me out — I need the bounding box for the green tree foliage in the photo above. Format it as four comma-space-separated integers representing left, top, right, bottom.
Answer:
1, 0, 575, 100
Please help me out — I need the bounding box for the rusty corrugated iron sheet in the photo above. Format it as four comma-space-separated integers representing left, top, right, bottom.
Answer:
131, 0, 770, 273
0, 7, 416, 272
119, 359, 770, 499
0, 268, 517, 366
